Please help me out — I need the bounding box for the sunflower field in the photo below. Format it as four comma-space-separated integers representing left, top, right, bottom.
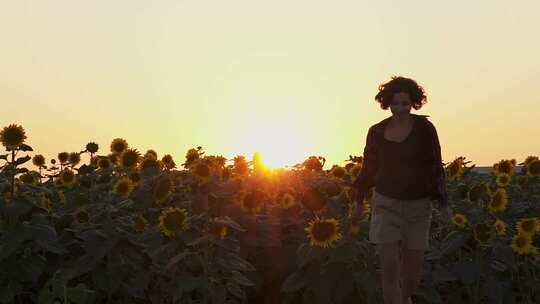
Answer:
1, 123, 539, 304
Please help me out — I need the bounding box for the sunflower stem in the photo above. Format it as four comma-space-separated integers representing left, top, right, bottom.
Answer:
10, 149, 15, 203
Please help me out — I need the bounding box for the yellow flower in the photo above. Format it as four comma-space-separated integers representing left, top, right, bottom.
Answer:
139, 157, 163, 172
349, 164, 363, 178
349, 222, 361, 236
159, 207, 188, 237
57, 191, 65, 204
144, 149, 158, 160
110, 138, 128, 154
40, 193, 52, 211
20, 171, 39, 185
0, 124, 27, 150
305, 217, 342, 247
487, 188, 508, 213
161, 154, 176, 169
280, 193, 296, 210
452, 213, 467, 228
97, 157, 112, 170
330, 165, 346, 178
32, 154, 46, 167
446, 157, 465, 181
192, 162, 212, 182
522, 155, 539, 167
301, 187, 327, 212
516, 218, 540, 236
68, 152, 81, 166
473, 223, 492, 243
119, 148, 141, 169
185, 148, 200, 164
525, 159, 540, 177
57, 152, 69, 164
113, 177, 135, 198
154, 177, 173, 204
239, 189, 265, 214
493, 159, 516, 177
494, 219, 507, 235
511, 233, 536, 255
207, 218, 228, 239
133, 214, 148, 232
495, 173, 511, 188
59, 169, 76, 187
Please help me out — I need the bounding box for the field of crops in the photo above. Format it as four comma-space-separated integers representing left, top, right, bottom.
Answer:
1, 123, 539, 304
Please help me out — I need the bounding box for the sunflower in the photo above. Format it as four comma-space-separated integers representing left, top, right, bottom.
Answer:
305, 217, 342, 247
133, 214, 148, 232
0, 124, 27, 150
493, 159, 516, 177
68, 152, 81, 166
32, 154, 46, 167
452, 213, 467, 228
322, 180, 342, 197
446, 157, 464, 181
466, 183, 487, 202
119, 148, 141, 169
40, 192, 52, 210
331, 165, 346, 178
76, 210, 89, 223
303, 156, 324, 171
110, 138, 128, 154
185, 148, 200, 164
59, 169, 76, 187
510, 233, 536, 255
487, 188, 508, 213
301, 187, 327, 212
113, 177, 135, 198
159, 207, 189, 237
207, 218, 228, 239
280, 193, 296, 210
192, 162, 212, 182
349, 222, 361, 236
57, 190, 65, 204
517, 175, 529, 187
161, 154, 176, 169
153, 177, 173, 204
144, 149, 158, 160
108, 153, 119, 165
473, 223, 492, 243
349, 164, 363, 178
85, 142, 99, 153
495, 173, 511, 188
57, 152, 69, 164
516, 218, 540, 236
97, 157, 112, 170
233, 156, 249, 177
20, 171, 39, 185
239, 189, 265, 214
494, 219, 507, 235
139, 157, 162, 172
525, 159, 540, 177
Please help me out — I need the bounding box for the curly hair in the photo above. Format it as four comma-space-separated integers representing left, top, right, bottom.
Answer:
374, 76, 427, 110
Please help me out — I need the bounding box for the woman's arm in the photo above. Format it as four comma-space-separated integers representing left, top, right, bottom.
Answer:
426, 121, 449, 210
352, 125, 379, 209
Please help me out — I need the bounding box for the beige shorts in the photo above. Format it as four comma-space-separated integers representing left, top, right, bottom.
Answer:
369, 189, 433, 251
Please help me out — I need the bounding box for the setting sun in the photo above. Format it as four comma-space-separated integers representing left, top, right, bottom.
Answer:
229, 120, 313, 169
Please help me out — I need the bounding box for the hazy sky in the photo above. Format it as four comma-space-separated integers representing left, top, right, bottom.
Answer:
1, 0, 539, 169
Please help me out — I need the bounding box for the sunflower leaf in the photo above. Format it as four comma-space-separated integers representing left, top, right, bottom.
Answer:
19, 144, 33, 152
13, 155, 31, 166
230, 270, 255, 287
281, 272, 305, 293
164, 251, 191, 272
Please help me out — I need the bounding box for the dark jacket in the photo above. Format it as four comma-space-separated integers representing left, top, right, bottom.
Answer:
352, 113, 448, 210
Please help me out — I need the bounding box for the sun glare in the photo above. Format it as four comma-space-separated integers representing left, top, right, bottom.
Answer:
231, 122, 312, 169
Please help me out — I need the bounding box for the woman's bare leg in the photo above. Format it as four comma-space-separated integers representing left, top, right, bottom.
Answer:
377, 241, 402, 304
400, 243, 424, 304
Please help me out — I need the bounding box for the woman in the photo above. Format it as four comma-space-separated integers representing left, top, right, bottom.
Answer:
351, 76, 452, 304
